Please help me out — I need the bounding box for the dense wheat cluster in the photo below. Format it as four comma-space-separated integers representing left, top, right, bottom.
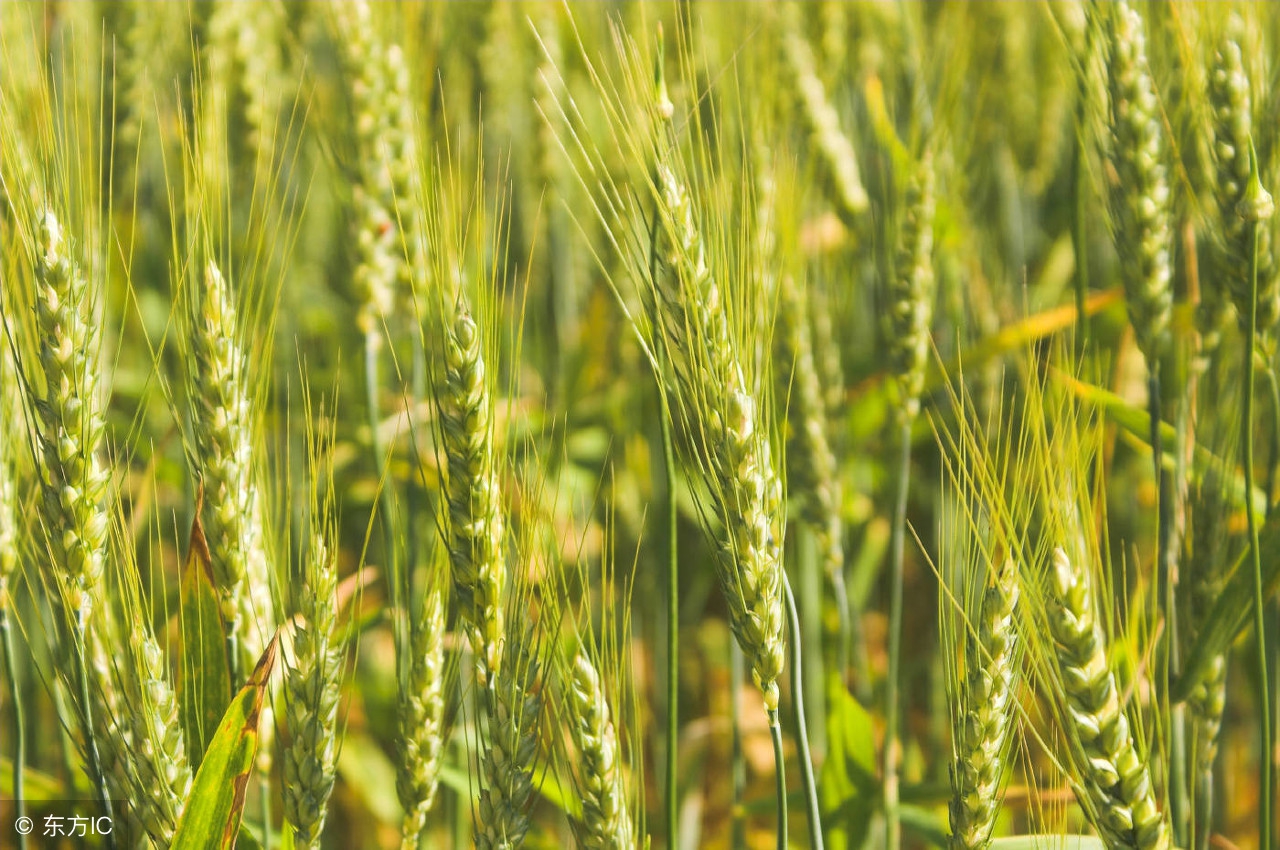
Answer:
3, 2, 1280, 849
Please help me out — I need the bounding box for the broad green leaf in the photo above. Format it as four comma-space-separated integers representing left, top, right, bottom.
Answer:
820, 674, 876, 850
171, 634, 278, 850
178, 511, 232, 768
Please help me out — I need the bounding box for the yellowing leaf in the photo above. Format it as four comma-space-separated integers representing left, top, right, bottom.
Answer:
171, 634, 279, 850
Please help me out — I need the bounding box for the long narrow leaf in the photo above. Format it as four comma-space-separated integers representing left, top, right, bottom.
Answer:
178, 510, 232, 768
171, 634, 279, 850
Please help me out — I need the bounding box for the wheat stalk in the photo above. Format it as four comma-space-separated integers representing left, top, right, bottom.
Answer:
1048, 547, 1170, 850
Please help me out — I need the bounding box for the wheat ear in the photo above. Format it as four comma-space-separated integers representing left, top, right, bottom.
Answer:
888, 151, 937, 421
778, 273, 844, 589
115, 598, 192, 844
1208, 17, 1278, 335
652, 157, 787, 713
205, 0, 287, 159
1097, 0, 1173, 362
397, 580, 448, 848
190, 260, 274, 673
27, 210, 137, 830
779, 2, 869, 228
568, 652, 634, 849
333, 0, 427, 329
283, 530, 345, 850
948, 558, 1019, 850
475, 626, 542, 850
439, 309, 507, 683
1048, 547, 1170, 850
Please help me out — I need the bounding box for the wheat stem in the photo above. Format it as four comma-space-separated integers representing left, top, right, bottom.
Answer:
784, 570, 825, 850
1243, 158, 1273, 850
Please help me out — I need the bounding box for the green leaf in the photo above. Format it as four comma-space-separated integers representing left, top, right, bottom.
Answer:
171, 634, 279, 850
820, 674, 877, 850
336, 730, 403, 825
178, 511, 232, 768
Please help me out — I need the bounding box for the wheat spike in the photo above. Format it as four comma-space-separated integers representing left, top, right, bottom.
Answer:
439, 308, 507, 683
888, 152, 936, 422
1048, 547, 1170, 850
780, 2, 869, 229
397, 581, 448, 849
568, 652, 634, 849
332, 0, 427, 331
948, 559, 1019, 850
1208, 18, 1278, 334
1096, 0, 1173, 361
652, 158, 787, 713
283, 531, 345, 850
190, 260, 274, 671
475, 629, 541, 850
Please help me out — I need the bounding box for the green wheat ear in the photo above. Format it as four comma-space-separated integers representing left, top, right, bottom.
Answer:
567, 651, 634, 849
1208, 16, 1278, 335
439, 307, 507, 684
189, 259, 275, 675
396, 576, 448, 848
1095, 0, 1173, 362
948, 558, 1020, 850
1048, 547, 1170, 850
887, 150, 936, 423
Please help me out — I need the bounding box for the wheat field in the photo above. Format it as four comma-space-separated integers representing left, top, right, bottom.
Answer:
1, 2, 1279, 849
